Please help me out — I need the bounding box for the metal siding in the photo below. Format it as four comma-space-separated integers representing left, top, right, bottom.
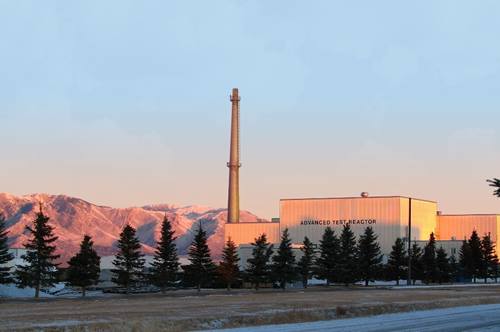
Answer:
225, 222, 280, 247
436, 215, 499, 243
400, 198, 438, 241
281, 197, 402, 255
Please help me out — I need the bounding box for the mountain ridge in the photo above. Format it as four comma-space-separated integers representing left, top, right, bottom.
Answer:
0, 193, 265, 265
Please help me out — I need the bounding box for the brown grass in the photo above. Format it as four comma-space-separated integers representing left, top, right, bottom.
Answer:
3, 285, 500, 331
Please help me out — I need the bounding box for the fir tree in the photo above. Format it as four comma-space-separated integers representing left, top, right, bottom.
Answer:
481, 234, 498, 283
183, 223, 216, 292
358, 227, 383, 286
66, 235, 101, 296
386, 238, 407, 286
422, 233, 437, 284
468, 230, 483, 283
298, 236, 316, 288
315, 227, 340, 285
271, 228, 296, 290
337, 224, 358, 286
459, 239, 473, 281
0, 213, 14, 284
246, 233, 273, 290
150, 216, 180, 292
218, 237, 240, 291
111, 224, 145, 293
16, 204, 60, 298
409, 241, 423, 285
487, 178, 500, 197
449, 254, 459, 282
435, 247, 450, 284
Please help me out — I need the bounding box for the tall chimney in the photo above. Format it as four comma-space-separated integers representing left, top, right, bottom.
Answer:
227, 88, 241, 223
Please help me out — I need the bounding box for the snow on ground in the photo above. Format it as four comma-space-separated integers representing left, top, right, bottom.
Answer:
207, 303, 500, 332
1, 283, 65, 298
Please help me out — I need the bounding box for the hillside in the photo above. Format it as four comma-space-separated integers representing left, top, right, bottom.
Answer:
0, 193, 264, 264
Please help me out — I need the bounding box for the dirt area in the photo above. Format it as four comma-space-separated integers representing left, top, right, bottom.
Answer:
2, 285, 500, 331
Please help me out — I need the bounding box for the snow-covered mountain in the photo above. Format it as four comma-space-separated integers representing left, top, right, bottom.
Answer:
0, 193, 264, 265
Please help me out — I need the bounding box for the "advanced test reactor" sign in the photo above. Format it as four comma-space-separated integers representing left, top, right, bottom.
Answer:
300, 219, 377, 226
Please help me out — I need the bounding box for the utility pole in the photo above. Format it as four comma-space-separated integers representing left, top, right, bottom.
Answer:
407, 197, 412, 286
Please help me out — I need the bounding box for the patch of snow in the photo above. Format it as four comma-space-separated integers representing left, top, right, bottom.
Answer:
0, 283, 59, 298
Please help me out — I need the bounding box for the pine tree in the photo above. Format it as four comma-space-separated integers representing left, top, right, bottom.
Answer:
315, 227, 340, 286
67, 235, 101, 296
218, 237, 240, 291
246, 233, 273, 290
337, 224, 358, 286
15, 204, 60, 298
358, 227, 383, 286
468, 230, 483, 283
111, 224, 145, 293
298, 236, 316, 288
183, 223, 216, 292
435, 247, 450, 284
422, 233, 437, 284
409, 241, 423, 285
481, 234, 498, 283
0, 213, 14, 284
271, 228, 296, 290
150, 216, 180, 292
487, 178, 500, 197
449, 254, 459, 283
459, 239, 473, 281
386, 238, 407, 286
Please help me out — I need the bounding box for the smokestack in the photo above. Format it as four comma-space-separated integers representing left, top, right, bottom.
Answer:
227, 88, 241, 223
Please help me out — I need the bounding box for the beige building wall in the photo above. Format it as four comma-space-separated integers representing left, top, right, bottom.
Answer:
414, 240, 462, 259
225, 222, 280, 247
279, 196, 438, 256
399, 198, 438, 241
436, 214, 500, 243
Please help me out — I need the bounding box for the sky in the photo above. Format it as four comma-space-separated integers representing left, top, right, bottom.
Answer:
0, 1, 499, 219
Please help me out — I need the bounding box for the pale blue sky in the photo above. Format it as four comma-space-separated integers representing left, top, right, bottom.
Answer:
1, 1, 499, 218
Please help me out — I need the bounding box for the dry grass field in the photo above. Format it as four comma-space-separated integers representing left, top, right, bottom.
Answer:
2, 285, 500, 331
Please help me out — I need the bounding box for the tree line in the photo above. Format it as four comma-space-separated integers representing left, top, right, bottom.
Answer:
1, 205, 499, 298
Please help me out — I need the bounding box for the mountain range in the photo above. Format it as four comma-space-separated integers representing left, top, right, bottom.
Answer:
0, 193, 264, 265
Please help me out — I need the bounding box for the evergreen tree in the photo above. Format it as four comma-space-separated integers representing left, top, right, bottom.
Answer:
481, 234, 498, 283
150, 216, 180, 292
315, 227, 340, 285
358, 227, 383, 286
183, 223, 216, 292
337, 224, 358, 286
271, 228, 296, 290
422, 233, 437, 284
111, 224, 145, 293
218, 237, 240, 291
0, 213, 14, 284
459, 239, 473, 281
487, 178, 500, 197
15, 204, 60, 298
468, 230, 483, 283
386, 238, 407, 286
246, 233, 273, 290
449, 254, 459, 282
66, 235, 101, 296
409, 241, 423, 285
435, 247, 450, 284
298, 236, 316, 288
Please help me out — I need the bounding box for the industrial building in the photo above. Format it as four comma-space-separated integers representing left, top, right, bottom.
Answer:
224, 88, 500, 265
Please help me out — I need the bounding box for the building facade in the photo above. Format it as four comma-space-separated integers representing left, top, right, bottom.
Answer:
225, 194, 500, 266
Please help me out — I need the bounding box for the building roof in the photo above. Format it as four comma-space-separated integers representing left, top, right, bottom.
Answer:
280, 195, 437, 204
438, 213, 500, 217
